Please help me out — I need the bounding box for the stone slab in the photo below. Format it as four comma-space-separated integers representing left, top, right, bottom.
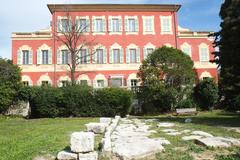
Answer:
195, 137, 231, 148
70, 132, 94, 153
78, 151, 98, 160
57, 151, 77, 160
157, 122, 175, 127
192, 131, 213, 137
100, 117, 112, 125
182, 135, 202, 141
85, 123, 107, 134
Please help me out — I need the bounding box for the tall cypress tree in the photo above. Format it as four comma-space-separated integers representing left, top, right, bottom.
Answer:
212, 0, 240, 111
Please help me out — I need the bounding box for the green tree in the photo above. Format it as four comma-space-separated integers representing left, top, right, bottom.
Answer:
212, 0, 240, 111
0, 58, 21, 113
137, 46, 195, 112
194, 78, 219, 110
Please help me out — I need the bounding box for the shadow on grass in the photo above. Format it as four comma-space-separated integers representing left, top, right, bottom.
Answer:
137, 112, 240, 128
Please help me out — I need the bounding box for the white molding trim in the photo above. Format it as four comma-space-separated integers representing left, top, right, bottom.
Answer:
77, 74, 91, 86
37, 73, 52, 86
160, 15, 173, 35
19, 45, 32, 51
38, 44, 51, 50
180, 42, 192, 57
110, 43, 122, 49
142, 16, 155, 35
21, 75, 33, 86
144, 42, 156, 49
127, 43, 138, 49
200, 71, 212, 79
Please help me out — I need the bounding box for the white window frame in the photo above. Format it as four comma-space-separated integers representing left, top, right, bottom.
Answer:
109, 43, 124, 64
125, 16, 139, 35
142, 16, 155, 35
92, 16, 106, 35
92, 45, 107, 64
199, 43, 210, 62
75, 16, 90, 34
57, 16, 72, 33
181, 42, 192, 57
160, 16, 173, 35
126, 44, 140, 64
143, 43, 156, 59
108, 16, 122, 35
17, 45, 33, 65
37, 44, 52, 65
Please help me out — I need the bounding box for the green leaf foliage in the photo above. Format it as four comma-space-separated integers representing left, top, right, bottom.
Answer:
212, 0, 240, 111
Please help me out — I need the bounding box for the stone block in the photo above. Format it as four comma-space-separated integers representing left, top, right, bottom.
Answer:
85, 123, 107, 134
70, 132, 94, 153
57, 151, 77, 160
100, 117, 112, 125
78, 151, 98, 160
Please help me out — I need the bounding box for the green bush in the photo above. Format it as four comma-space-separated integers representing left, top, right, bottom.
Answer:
194, 78, 218, 110
30, 86, 63, 118
94, 88, 133, 117
0, 58, 21, 113
26, 85, 133, 118
138, 84, 177, 114
176, 98, 195, 109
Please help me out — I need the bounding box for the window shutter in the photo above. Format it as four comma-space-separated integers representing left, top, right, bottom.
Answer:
86, 18, 90, 32
120, 48, 124, 63
48, 49, 52, 64
136, 48, 140, 63
109, 49, 113, 64
103, 48, 107, 64
17, 49, 22, 64
108, 17, 112, 32
68, 51, 71, 64
124, 17, 128, 32
102, 18, 106, 32
29, 80, 33, 86
135, 17, 139, 32
37, 49, 42, 64
93, 79, 97, 88
126, 48, 130, 63
57, 50, 62, 64
57, 19, 61, 32
87, 48, 90, 63
92, 49, 96, 64
92, 18, 95, 32
143, 48, 147, 59
29, 50, 33, 64
119, 18, 122, 32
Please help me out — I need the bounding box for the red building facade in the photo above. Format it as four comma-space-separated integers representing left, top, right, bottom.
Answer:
12, 4, 217, 88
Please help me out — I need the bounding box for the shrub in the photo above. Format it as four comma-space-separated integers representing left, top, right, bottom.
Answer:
176, 98, 195, 109
25, 85, 133, 118
94, 88, 133, 117
0, 58, 21, 113
30, 86, 63, 118
194, 78, 218, 110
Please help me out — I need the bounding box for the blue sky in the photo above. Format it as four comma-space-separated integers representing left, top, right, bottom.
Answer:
0, 0, 223, 59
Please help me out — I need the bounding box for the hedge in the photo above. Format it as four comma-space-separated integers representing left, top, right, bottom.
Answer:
19, 85, 133, 118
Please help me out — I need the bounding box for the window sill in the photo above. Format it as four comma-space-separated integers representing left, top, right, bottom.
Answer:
143, 31, 155, 35
92, 32, 106, 35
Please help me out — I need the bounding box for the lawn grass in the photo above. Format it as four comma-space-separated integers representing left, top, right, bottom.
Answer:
0, 117, 98, 160
0, 110, 239, 160
140, 110, 240, 160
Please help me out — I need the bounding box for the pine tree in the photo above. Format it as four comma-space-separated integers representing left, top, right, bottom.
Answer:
212, 0, 240, 111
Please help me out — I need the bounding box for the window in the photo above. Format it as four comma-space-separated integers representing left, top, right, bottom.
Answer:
130, 49, 137, 63
200, 47, 209, 62
111, 78, 122, 87
128, 19, 136, 32
41, 81, 49, 86
145, 48, 154, 59
112, 19, 120, 32
77, 19, 87, 32
96, 49, 103, 64
130, 79, 137, 87
113, 49, 120, 63
62, 50, 69, 64
22, 50, 29, 65
143, 17, 154, 32
42, 50, 49, 64
61, 80, 68, 87
58, 19, 70, 32
97, 80, 104, 88
160, 16, 172, 34
80, 80, 88, 85
22, 81, 29, 86
80, 49, 87, 64
96, 19, 103, 32
182, 47, 191, 56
